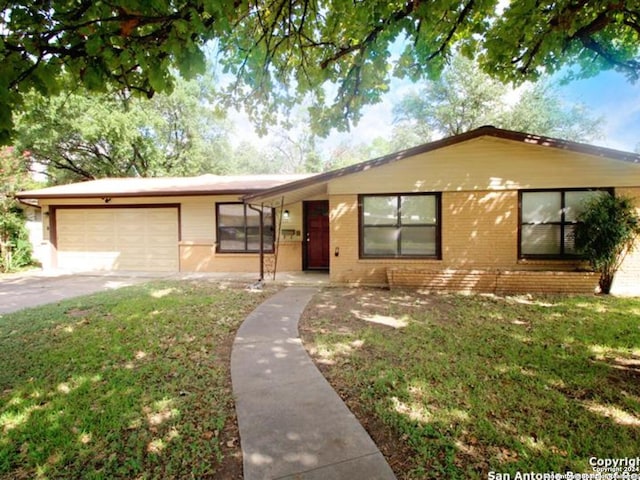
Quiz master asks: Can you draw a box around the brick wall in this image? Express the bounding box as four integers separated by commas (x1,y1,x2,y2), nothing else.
329,191,607,293
179,243,267,273
179,241,301,273
386,268,598,294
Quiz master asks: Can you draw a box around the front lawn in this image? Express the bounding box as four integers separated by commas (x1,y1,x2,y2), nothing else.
0,280,274,479
300,289,640,479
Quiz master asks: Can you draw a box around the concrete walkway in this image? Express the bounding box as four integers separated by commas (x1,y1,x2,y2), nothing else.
231,287,396,480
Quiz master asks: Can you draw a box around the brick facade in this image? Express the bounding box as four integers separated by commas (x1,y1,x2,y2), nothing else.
328,191,633,294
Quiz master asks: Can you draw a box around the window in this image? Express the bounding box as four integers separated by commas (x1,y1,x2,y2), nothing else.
519,189,609,258
216,203,274,253
360,194,440,258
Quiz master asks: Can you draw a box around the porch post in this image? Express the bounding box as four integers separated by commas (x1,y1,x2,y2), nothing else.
247,204,264,281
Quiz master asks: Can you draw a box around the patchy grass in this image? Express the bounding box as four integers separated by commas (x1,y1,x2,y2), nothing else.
300,289,640,479
0,280,275,480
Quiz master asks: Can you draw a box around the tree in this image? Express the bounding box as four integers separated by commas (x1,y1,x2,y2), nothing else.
229,132,322,175
2,1,639,141
324,137,395,170
228,105,324,174
267,130,323,174
217,1,640,136
230,140,271,174
504,83,602,142
0,147,34,272
574,194,640,294
14,74,232,183
392,55,602,146
393,54,505,138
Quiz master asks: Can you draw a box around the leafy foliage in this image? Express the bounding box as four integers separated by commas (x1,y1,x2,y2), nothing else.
393,55,506,138
324,137,395,171
503,83,602,142
228,104,325,174
574,194,640,294
224,0,639,135
0,1,230,143
232,132,322,175
392,55,603,143
2,1,639,140
14,74,232,182
0,147,34,272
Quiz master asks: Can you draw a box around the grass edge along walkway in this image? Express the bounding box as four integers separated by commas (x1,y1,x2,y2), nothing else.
231,286,396,480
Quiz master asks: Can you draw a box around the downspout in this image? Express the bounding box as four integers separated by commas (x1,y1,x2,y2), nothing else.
247,203,264,281
272,196,285,281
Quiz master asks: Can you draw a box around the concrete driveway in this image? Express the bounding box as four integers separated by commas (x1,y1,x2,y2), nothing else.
0,270,168,315
0,270,331,315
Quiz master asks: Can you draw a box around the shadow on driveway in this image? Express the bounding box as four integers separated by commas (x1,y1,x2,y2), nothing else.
0,270,169,314
0,269,331,315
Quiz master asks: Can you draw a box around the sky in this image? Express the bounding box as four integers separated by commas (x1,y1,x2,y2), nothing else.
328,69,640,153
556,71,640,151
228,68,640,156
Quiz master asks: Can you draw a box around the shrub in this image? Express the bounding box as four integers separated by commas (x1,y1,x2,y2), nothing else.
574,194,640,294
0,146,35,273
0,204,33,272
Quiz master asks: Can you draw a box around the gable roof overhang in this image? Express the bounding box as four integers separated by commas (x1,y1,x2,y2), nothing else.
244,126,640,206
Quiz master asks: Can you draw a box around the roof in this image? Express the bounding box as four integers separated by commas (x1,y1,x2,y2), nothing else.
16,126,640,203
244,126,640,205
16,174,315,200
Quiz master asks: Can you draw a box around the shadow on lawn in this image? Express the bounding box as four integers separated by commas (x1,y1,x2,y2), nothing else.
0,282,266,479
301,289,640,479
0,344,225,479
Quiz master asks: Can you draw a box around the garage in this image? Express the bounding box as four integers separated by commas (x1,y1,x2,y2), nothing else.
54,207,179,272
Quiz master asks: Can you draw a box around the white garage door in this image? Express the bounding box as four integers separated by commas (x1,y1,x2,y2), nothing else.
56,207,179,272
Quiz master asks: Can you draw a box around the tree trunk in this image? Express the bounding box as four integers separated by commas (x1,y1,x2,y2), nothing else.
599,270,614,294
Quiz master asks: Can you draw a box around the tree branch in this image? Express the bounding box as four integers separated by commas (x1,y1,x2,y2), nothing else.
319,0,417,70
426,0,475,62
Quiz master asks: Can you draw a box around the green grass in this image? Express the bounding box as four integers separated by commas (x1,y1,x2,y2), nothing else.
0,280,274,479
301,289,640,479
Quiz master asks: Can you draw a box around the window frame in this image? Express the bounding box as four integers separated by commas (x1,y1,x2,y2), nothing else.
518,188,613,260
215,202,275,254
358,193,442,259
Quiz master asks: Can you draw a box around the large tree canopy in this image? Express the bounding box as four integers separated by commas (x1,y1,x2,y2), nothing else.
15,74,232,183
392,54,603,144
2,1,639,142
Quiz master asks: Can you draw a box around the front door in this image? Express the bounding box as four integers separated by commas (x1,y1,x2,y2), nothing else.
304,200,330,270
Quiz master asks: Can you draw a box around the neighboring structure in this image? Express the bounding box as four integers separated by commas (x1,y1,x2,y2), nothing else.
17,127,640,295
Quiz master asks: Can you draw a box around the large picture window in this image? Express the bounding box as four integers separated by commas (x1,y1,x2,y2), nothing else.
360,194,440,258
519,189,610,258
216,203,274,253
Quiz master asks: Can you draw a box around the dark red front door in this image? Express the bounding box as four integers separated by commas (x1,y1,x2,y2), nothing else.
304,201,330,270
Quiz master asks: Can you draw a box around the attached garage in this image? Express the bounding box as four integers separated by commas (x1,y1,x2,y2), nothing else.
17,175,309,275
53,206,179,272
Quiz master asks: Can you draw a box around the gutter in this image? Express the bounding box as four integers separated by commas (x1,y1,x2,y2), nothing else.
14,188,271,201
16,197,41,209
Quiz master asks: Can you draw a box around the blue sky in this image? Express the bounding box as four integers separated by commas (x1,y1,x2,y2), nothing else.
556,71,640,151
229,68,640,155
317,69,640,154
